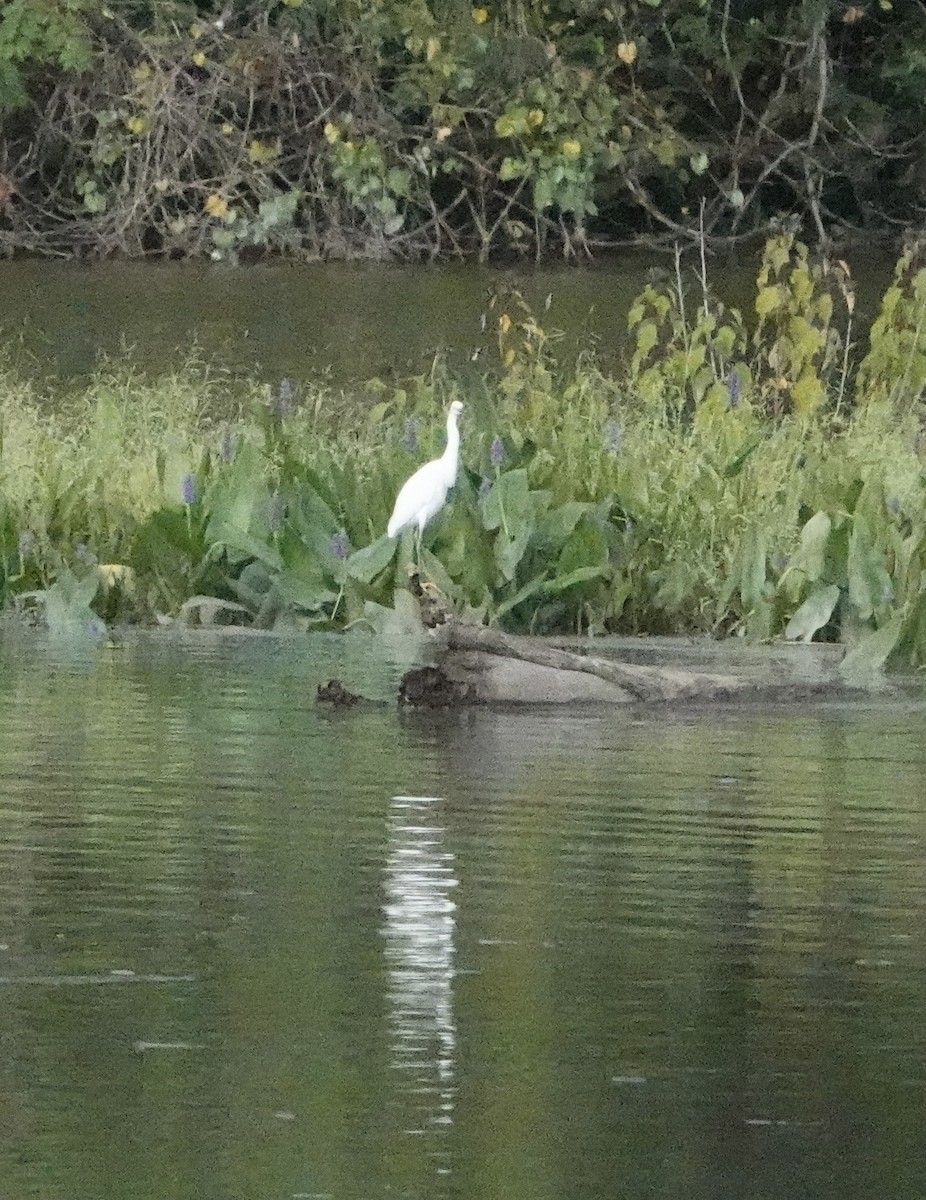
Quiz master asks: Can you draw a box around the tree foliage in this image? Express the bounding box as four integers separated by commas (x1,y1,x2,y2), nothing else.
0,0,924,258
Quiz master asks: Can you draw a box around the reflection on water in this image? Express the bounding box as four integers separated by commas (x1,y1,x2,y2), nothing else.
0,630,925,1199
0,258,649,382
0,253,895,384
383,796,457,1172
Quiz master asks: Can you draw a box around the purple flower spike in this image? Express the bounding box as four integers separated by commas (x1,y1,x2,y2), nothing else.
727,371,741,409
330,530,351,561
180,473,198,506
490,435,505,467
402,417,419,454
604,419,622,454
274,378,294,419
220,427,235,463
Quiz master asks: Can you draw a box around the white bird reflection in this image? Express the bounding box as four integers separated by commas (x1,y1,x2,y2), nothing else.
382,795,458,1158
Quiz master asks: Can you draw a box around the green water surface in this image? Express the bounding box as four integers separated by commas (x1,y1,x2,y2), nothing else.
1,630,925,1200
0,251,893,384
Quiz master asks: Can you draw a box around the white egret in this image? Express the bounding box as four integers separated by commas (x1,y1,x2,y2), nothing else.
387,400,464,559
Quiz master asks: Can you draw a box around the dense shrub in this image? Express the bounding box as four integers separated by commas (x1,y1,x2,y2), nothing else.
1,1,923,259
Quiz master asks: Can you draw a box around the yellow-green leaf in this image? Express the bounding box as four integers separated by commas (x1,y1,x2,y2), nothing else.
248,139,280,165
755,286,782,317
689,151,709,176
636,320,658,356
791,369,825,414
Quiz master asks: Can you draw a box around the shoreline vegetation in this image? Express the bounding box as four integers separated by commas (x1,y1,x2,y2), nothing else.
2,232,926,673
0,1,922,261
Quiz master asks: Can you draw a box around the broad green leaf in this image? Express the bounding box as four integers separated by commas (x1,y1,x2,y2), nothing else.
791,370,825,415
714,324,740,356
500,156,527,181
635,320,658,356
290,487,340,550
490,575,546,623
205,442,268,547
222,528,283,570
418,547,456,598
234,560,275,608
131,508,210,583
627,302,644,328
738,525,767,611
482,469,532,533
495,523,533,582
544,565,607,593
276,571,338,612
784,583,840,642
556,520,608,578
839,615,904,680
794,511,832,581
533,174,554,212
539,501,589,542
277,532,331,593
347,535,396,584
723,439,761,478
848,516,892,620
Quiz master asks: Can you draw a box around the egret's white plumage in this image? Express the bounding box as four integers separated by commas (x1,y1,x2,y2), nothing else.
387,400,463,544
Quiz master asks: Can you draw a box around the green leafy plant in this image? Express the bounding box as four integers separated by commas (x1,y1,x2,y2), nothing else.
3,236,926,668
2,1,924,259
326,124,412,237
750,234,846,416
854,242,926,413
0,0,92,112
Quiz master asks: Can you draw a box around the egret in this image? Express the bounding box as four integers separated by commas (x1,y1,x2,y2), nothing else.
387,400,464,559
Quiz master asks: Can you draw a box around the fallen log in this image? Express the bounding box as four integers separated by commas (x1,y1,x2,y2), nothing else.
441,621,750,703
392,616,756,706
394,573,846,707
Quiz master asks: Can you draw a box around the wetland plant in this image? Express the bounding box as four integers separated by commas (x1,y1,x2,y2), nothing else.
1,235,926,669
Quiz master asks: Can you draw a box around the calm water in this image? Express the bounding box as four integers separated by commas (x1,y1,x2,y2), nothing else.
1,630,925,1200
0,252,894,383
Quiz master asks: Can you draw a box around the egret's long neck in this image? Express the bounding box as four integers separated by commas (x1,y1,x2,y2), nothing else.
442,410,461,478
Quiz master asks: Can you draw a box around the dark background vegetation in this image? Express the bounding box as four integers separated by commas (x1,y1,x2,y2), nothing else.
1,0,924,259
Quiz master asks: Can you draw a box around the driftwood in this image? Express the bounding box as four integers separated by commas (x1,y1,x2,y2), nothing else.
391,570,753,704
440,622,750,704
333,574,847,709
394,571,755,705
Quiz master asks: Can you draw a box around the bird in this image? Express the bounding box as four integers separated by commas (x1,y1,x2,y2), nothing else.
387,400,464,560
